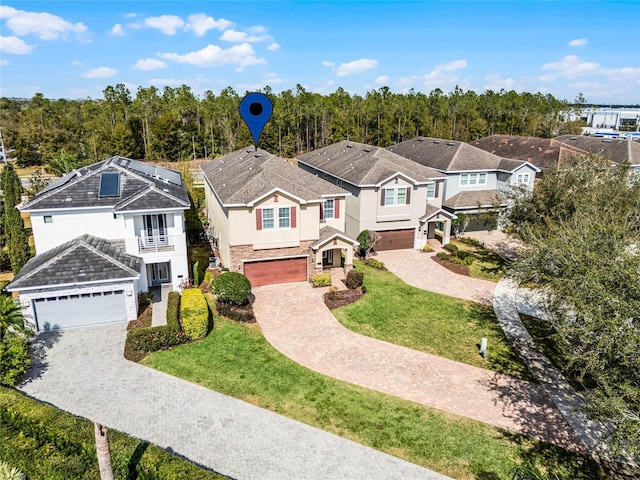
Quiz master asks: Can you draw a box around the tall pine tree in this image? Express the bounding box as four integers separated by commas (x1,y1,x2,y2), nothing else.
1,164,31,273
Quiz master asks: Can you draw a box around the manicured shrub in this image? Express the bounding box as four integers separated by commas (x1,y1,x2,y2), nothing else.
443,242,458,253
124,326,189,362
215,301,255,323
346,270,364,289
203,271,213,285
192,261,200,287
311,274,332,287
421,244,432,252
364,258,385,270
180,288,208,340
436,252,450,261
459,236,484,248
212,272,252,306
0,337,30,387
166,291,181,330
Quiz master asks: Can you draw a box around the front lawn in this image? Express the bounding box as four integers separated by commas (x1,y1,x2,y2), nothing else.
334,262,533,380
449,239,511,281
142,305,604,480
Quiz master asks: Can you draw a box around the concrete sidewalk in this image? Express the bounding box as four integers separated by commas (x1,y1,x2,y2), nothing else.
19,323,449,480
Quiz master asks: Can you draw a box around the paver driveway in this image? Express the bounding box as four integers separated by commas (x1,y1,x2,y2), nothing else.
252,282,581,449
19,323,449,480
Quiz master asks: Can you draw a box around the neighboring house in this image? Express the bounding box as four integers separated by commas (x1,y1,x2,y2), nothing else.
296,140,453,249
201,146,356,287
387,137,540,231
7,156,190,332
552,135,640,171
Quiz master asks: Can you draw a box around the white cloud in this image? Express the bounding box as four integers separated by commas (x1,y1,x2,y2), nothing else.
569,38,587,47
541,55,600,78
321,61,334,67
266,43,280,51
147,75,211,88
423,59,467,90
263,72,286,85
82,67,118,78
484,74,517,91
0,5,88,41
145,15,185,35
159,43,266,69
133,58,168,70
220,28,271,43
0,35,34,54
0,59,9,66
71,60,82,66
186,13,233,36
323,58,378,76
111,23,124,36
437,59,467,72
375,75,389,85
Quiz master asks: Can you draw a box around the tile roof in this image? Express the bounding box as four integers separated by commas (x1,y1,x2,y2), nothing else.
296,140,446,186
420,205,457,222
201,146,349,205
7,234,141,290
22,156,190,212
388,137,528,172
310,225,358,249
470,135,561,170
443,190,507,210
552,136,640,165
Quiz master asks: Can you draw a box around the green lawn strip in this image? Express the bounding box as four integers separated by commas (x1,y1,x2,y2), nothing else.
189,243,213,284
142,313,604,480
450,240,511,281
0,386,226,480
334,262,533,380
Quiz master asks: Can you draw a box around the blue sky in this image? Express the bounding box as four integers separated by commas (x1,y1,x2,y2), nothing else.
1,1,639,104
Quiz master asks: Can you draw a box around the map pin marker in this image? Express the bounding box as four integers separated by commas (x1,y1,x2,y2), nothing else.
239,92,273,150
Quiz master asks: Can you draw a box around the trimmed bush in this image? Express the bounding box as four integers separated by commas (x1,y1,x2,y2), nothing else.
364,258,385,270
421,244,432,252
0,337,30,387
192,261,200,287
311,274,332,287
212,272,252,306
443,242,458,253
125,326,189,362
180,288,208,340
436,251,450,261
166,291,181,330
346,270,364,289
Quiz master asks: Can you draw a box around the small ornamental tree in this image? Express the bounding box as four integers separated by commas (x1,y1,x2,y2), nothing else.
212,272,252,306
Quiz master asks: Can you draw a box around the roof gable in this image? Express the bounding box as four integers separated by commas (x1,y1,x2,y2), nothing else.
7,234,141,290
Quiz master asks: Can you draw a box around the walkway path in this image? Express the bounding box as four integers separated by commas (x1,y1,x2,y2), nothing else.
493,279,607,453
374,250,496,305
20,323,449,480
253,282,581,449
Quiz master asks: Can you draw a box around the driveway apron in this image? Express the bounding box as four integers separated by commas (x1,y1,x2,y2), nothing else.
19,323,449,480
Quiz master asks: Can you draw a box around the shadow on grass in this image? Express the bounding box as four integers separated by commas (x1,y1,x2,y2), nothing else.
127,440,149,480
20,329,63,386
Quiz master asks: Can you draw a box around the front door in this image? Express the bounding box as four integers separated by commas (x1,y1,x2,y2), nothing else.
149,262,171,286
322,249,333,267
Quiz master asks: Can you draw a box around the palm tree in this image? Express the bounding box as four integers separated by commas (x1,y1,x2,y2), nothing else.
94,423,115,480
0,294,30,342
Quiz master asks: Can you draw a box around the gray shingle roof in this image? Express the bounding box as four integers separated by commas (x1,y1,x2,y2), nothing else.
7,234,141,290
201,146,349,205
22,156,189,212
443,190,507,209
296,140,446,186
552,135,640,165
310,225,358,249
420,205,457,222
471,135,561,170
387,137,530,172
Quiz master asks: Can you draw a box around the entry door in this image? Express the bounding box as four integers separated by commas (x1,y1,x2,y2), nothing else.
322,250,333,266
144,215,167,239
149,262,170,285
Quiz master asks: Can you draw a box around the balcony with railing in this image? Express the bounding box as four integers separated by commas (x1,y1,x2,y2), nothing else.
138,233,175,253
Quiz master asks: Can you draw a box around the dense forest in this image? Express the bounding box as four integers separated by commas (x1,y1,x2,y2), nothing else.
0,84,585,166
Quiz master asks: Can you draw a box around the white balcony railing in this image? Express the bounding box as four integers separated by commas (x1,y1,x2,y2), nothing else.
138,234,174,253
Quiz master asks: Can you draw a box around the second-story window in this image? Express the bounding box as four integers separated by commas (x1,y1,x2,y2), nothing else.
383,187,409,206
262,208,274,229
426,183,435,199
278,207,290,228
323,199,334,219
460,173,487,186
516,173,530,184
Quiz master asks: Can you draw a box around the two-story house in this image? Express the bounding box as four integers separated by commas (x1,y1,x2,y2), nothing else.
387,137,540,231
201,146,356,287
296,140,453,250
7,156,190,332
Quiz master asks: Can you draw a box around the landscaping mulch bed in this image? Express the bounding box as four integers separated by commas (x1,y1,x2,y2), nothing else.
431,255,471,277
216,300,256,323
128,304,152,330
323,287,364,310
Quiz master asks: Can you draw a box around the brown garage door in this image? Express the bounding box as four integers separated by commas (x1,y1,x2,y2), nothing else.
375,229,415,251
244,257,308,287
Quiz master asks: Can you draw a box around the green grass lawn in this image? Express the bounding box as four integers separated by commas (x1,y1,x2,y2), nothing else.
450,239,511,281
188,243,213,284
0,386,225,480
334,262,533,380
142,296,604,480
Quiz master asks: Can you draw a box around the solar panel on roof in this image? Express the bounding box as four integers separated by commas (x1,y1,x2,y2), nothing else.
99,172,120,197
127,159,182,186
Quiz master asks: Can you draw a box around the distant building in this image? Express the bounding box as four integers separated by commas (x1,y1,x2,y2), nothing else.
569,107,640,132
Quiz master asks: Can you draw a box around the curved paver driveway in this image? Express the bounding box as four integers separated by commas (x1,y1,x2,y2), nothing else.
252,282,580,449
19,323,449,480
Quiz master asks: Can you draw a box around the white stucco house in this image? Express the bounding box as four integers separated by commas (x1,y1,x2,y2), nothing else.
7,156,190,332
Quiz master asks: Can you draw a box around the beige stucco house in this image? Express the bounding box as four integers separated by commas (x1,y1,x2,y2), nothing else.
201,146,357,286
296,141,454,250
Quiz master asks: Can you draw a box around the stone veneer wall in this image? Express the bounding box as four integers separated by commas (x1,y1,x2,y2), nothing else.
229,240,316,281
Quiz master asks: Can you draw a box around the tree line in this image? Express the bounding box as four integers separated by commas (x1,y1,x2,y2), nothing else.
1,84,585,167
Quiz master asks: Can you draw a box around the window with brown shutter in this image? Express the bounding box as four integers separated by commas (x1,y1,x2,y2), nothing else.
335,198,340,218
291,206,297,228
256,209,262,230
406,187,411,205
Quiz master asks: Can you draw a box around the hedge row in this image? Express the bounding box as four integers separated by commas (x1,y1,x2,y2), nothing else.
311,274,331,287
181,288,208,340
0,386,225,479
124,325,189,362
166,291,181,330
0,337,30,387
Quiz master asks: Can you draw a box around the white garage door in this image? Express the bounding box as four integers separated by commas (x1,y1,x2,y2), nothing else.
33,290,127,331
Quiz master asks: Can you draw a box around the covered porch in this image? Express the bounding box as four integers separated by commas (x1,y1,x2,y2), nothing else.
418,206,457,247
311,226,359,277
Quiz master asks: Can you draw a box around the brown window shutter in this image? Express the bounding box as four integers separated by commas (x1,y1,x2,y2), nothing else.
381,189,385,206
256,209,262,230
406,187,411,205
320,202,324,219
291,206,297,228
335,198,340,218
435,182,440,198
